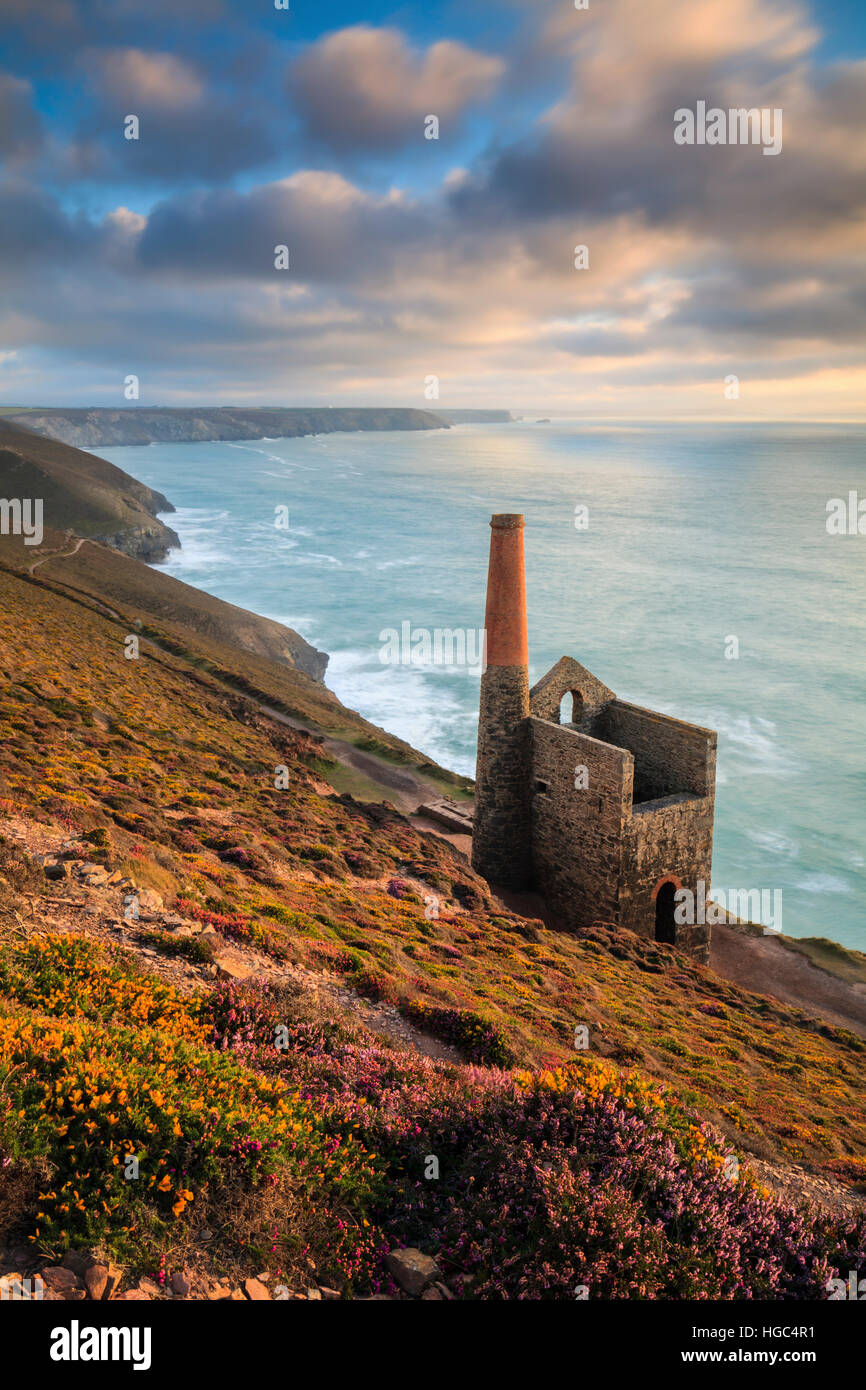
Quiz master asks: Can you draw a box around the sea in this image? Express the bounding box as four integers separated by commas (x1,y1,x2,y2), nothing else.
100,420,866,951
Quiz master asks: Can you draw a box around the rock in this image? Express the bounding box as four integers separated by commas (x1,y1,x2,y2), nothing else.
243,1277,270,1301
137,1277,162,1297
306,1288,322,1300
215,952,254,981
0,1274,29,1300
230,1288,246,1301
40,1266,83,1296
208,1287,231,1300
138,888,164,912
433,1281,453,1300
319,1286,342,1300
61,1249,95,1277
421,1286,444,1300
115,1289,150,1301
385,1248,442,1297
104,1265,123,1300
84,1264,110,1301
170,1271,191,1297
43,861,70,881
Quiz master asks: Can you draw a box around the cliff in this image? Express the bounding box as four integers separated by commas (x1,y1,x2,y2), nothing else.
0,419,331,683
0,418,179,562
0,406,449,449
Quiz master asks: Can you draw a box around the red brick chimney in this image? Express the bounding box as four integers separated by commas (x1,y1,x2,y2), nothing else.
471,514,532,888
483,514,529,668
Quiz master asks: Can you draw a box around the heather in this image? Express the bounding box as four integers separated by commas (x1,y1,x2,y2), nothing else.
206,976,866,1299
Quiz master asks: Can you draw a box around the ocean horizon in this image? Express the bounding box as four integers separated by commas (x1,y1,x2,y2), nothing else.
102,419,866,952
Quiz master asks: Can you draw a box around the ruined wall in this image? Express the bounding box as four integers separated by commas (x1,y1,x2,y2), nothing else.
528,717,630,929
619,794,714,963
530,657,615,727
472,666,533,888
596,700,716,803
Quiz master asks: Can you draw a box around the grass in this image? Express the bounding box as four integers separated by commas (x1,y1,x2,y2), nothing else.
0,553,863,1296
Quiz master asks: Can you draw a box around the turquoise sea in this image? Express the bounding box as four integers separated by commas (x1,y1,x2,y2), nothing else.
102,421,866,950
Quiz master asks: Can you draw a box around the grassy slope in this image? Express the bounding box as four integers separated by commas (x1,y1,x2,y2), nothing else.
0,419,178,557
0,560,862,1178
0,529,471,786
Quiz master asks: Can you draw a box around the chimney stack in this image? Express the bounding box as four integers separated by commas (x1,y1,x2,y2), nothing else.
471,514,532,888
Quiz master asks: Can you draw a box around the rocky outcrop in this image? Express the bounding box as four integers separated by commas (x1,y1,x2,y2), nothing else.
94,523,181,563
0,418,179,562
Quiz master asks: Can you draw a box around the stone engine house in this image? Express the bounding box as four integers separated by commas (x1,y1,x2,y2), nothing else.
471,514,717,963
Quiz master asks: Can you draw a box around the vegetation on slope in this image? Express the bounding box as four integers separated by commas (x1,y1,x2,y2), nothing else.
0,419,178,561
0,553,863,1296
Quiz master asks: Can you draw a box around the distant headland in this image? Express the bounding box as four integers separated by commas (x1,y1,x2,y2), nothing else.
0,405,514,450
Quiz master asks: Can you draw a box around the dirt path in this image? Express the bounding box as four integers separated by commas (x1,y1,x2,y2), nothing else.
17,547,464,821
710,924,866,1038
27,534,85,575
253,699,453,814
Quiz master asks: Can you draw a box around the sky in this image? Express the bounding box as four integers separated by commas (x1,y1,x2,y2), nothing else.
0,0,864,417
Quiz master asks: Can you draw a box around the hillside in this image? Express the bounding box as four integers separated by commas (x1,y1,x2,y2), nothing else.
0,530,863,1301
0,421,336,682
0,407,449,450
0,418,179,561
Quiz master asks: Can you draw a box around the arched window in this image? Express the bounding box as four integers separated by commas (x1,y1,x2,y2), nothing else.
559,690,584,725
655,881,678,945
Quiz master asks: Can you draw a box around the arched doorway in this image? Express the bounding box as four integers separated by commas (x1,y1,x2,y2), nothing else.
654,881,677,945
559,690,584,725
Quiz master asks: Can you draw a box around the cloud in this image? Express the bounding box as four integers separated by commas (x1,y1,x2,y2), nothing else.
137,172,430,281
0,73,43,165
86,48,206,111
289,25,505,153
0,0,863,417
57,45,278,183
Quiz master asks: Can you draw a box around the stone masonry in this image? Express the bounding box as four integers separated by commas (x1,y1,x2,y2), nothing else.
472,515,717,962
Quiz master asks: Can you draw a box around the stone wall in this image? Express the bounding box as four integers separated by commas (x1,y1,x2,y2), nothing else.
530,657,615,726
620,793,715,963
529,717,630,928
474,645,717,963
472,664,532,888
596,700,716,803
